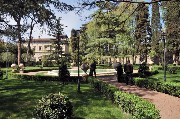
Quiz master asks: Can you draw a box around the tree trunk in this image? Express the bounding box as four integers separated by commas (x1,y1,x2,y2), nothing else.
27,20,35,62
17,19,22,65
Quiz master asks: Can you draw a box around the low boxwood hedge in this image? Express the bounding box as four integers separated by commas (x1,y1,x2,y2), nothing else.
87,77,160,119
133,78,180,97
13,74,81,82
152,65,180,71
23,67,59,73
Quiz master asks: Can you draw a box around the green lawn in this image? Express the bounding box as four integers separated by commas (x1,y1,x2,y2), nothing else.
0,78,130,119
148,70,180,83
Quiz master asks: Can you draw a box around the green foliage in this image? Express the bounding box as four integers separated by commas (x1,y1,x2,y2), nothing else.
1,52,15,63
168,65,178,74
69,29,80,66
0,69,3,79
84,3,135,61
151,1,161,63
134,3,151,63
23,67,59,73
13,74,79,82
162,1,180,59
58,63,70,82
138,62,150,78
133,78,180,97
87,77,160,119
152,65,180,71
88,77,118,101
114,91,160,119
34,92,73,119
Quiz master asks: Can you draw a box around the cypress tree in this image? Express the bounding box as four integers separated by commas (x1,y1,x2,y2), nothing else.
135,3,151,63
151,0,162,64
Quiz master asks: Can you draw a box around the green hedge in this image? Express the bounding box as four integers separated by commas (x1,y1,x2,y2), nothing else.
13,74,81,82
87,77,160,119
24,67,59,73
152,65,180,71
133,78,180,97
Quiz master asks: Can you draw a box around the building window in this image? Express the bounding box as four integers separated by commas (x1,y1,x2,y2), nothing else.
39,46,42,51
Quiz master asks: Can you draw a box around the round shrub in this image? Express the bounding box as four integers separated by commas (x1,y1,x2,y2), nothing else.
34,93,73,119
138,62,150,77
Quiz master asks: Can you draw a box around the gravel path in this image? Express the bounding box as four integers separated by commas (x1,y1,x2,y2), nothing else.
98,76,180,119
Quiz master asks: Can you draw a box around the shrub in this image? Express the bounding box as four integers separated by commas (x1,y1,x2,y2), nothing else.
13,74,79,82
0,69,3,79
34,93,73,119
133,78,180,97
114,91,160,119
87,77,160,119
59,64,70,83
138,62,150,78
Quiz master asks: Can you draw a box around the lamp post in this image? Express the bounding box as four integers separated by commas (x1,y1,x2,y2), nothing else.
5,40,9,79
77,30,81,93
162,32,166,81
145,34,151,63
5,49,9,79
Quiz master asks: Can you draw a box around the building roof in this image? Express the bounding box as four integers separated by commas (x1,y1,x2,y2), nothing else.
25,35,68,43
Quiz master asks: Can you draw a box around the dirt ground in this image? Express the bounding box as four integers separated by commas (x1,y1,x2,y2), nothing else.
98,76,180,119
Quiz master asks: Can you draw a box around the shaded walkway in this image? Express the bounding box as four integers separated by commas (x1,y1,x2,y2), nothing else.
98,76,180,119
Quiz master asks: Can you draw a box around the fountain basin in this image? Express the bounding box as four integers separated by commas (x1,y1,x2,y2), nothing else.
48,69,116,76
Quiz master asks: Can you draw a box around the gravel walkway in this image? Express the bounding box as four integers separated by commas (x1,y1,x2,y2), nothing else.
98,76,180,119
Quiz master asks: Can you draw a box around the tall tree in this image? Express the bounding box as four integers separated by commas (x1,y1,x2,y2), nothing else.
135,3,151,63
70,29,79,66
162,1,180,64
49,17,70,83
151,0,162,64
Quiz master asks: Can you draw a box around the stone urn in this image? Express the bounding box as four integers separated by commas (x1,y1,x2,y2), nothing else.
11,63,17,72
19,63,24,73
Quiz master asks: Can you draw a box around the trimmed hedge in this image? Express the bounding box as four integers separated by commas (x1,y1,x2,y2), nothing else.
24,67,59,73
13,74,81,82
114,92,159,119
152,65,180,71
0,70,3,79
87,77,160,119
133,78,180,97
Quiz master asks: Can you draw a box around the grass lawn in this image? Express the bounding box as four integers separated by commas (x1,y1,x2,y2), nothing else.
148,70,180,83
0,78,130,119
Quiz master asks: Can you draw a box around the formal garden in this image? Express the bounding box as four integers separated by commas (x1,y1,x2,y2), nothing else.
0,62,179,118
